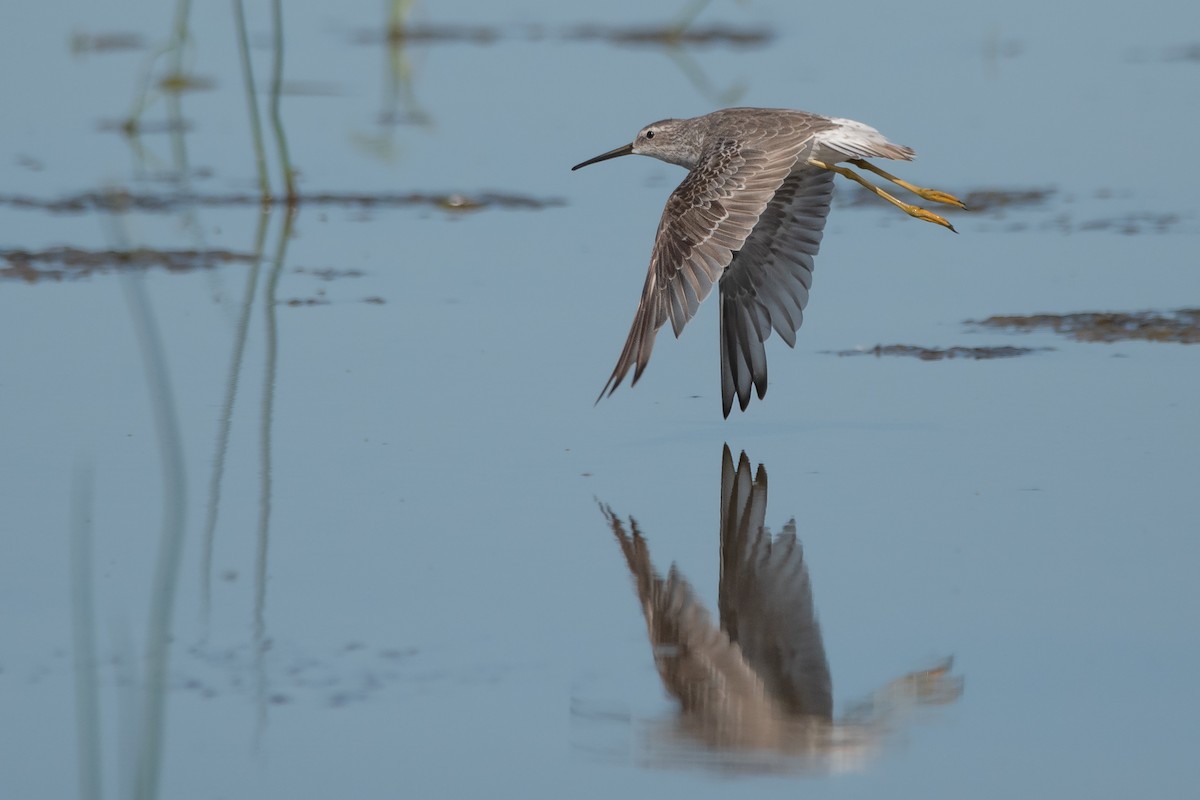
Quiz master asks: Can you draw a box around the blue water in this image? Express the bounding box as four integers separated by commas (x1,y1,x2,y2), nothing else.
2,1,1198,797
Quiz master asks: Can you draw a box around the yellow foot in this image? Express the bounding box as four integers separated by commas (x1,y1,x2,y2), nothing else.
906,204,958,233
810,159,959,233
909,186,967,209
848,158,967,209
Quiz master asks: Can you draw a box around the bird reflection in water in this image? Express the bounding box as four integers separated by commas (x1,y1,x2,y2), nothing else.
596,446,962,773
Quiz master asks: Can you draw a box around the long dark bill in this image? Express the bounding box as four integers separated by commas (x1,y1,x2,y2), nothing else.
571,143,634,171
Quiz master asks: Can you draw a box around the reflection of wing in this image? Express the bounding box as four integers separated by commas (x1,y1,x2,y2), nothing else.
599,503,771,717
842,657,964,724
718,446,832,720
594,448,964,773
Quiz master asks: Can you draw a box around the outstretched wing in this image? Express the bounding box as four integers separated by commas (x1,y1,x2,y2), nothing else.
718,166,834,416
597,137,808,403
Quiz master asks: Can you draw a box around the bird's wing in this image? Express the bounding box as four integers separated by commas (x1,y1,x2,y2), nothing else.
718,166,834,416
718,447,832,719
597,136,808,403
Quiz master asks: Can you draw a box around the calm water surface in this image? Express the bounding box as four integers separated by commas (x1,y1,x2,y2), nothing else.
2,1,1198,797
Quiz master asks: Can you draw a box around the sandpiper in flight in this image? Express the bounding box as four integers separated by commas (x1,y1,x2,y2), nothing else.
572,107,964,417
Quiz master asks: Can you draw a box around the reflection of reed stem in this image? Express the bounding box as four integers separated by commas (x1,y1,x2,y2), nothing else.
269,0,296,204
70,463,103,800
201,209,269,628
112,211,188,800
387,0,416,35
669,0,712,38
233,0,272,201
165,89,189,174
166,0,193,78
124,0,193,133
386,0,429,128
254,210,292,735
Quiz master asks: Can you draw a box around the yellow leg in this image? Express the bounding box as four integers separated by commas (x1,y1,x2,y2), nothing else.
810,159,958,233
848,158,967,209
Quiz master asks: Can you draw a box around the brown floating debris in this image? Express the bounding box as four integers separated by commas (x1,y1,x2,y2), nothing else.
838,185,1183,234
562,24,773,47
350,23,771,47
96,118,193,135
960,187,1054,212
348,23,501,45
1075,212,1181,235
157,73,217,93
438,194,483,211
70,31,146,54
1,246,257,283
833,344,1051,360
0,190,564,214
1164,43,1200,62
294,267,365,281
973,310,1200,344
277,80,343,97
839,186,1052,213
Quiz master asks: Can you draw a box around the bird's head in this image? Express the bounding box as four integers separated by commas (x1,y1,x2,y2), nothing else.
572,118,699,171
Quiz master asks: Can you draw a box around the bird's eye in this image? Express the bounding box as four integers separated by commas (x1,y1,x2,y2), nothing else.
645,130,655,139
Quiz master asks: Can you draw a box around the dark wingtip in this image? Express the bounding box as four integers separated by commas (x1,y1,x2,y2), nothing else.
595,381,614,406
596,370,625,406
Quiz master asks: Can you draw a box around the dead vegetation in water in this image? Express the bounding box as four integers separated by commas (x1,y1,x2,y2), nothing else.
832,344,1051,360
293,267,366,281
2,248,392,304
351,23,501,45
0,190,564,214
840,311,1200,358
562,24,772,47
839,184,1185,233
837,185,1054,222
972,310,1200,344
1,246,257,282
1163,43,1200,62
70,31,146,54
1127,43,1200,63
1070,212,1182,235
837,186,1054,214
959,188,1055,212
95,117,193,135
350,22,772,48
